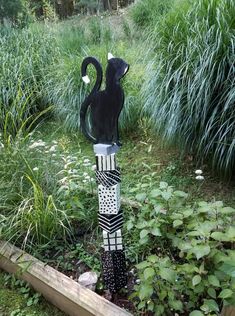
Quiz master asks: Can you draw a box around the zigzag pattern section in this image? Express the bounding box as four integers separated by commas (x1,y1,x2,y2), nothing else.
98,211,123,234
96,169,121,188
96,154,116,171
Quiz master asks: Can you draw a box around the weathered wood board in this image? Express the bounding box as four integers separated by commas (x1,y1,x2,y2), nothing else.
0,240,132,316
222,307,235,316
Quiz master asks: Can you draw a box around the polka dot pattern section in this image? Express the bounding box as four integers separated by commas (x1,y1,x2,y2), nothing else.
98,183,120,214
96,169,121,188
101,250,127,292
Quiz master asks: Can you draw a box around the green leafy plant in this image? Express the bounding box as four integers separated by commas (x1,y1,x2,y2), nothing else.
126,181,235,314
3,273,41,307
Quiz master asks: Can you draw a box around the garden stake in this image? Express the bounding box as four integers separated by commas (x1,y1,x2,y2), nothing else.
80,53,129,292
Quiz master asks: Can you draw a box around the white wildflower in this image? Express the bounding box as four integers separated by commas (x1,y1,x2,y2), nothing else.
33,167,39,171
82,180,87,183
83,162,91,166
196,175,204,180
91,165,96,171
83,172,88,177
49,145,57,152
29,140,46,149
195,169,203,175
83,158,90,163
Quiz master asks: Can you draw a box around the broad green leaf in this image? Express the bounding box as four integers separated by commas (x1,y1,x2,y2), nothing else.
139,236,149,245
182,209,194,218
150,189,162,197
189,311,204,316
148,255,158,263
136,261,150,270
219,261,235,278
173,220,183,227
192,275,201,286
126,221,134,230
201,299,219,312
136,193,147,202
188,231,201,237
140,229,149,239
198,205,211,213
137,301,145,310
218,289,233,299
211,232,229,242
161,191,171,201
221,207,235,214
170,300,183,310
144,267,155,280
151,227,162,236
207,288,216,299
174,190,188,198
159,182,168,189
159,268,176,283
208,275,220,287
192,245,210,259
139,284,153,300
227,226,235,239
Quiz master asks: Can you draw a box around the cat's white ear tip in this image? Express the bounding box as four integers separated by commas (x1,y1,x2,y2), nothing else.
108,52,114,60
82,75,90,84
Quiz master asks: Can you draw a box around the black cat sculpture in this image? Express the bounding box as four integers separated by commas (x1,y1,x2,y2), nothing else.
80,53,129,145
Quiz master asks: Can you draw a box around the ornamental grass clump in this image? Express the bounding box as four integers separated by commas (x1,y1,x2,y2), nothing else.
0,25,56,140
143,0,235,178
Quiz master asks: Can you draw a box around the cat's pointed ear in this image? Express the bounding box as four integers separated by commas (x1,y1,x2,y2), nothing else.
108,52,114,60
82,75,90,84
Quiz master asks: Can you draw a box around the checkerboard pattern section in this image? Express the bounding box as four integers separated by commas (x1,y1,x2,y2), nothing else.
102,230,123,251
95,149,127,293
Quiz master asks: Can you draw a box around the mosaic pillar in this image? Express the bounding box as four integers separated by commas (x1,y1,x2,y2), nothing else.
94,144,127,292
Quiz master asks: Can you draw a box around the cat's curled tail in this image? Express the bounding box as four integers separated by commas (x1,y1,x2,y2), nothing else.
80,57,103,143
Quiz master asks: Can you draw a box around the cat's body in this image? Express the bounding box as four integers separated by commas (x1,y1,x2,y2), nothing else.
80,54,129,145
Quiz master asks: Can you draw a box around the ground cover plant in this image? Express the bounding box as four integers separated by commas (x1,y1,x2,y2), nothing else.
0,270,65,316
0,1,235,315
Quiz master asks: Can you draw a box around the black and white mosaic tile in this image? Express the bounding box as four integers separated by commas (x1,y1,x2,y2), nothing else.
96,169,121,188
98,211,123,233
98,183,120,214
102,229,123,251
101,250,127,292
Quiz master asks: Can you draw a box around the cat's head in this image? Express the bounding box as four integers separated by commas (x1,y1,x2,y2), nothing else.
107,52,129,81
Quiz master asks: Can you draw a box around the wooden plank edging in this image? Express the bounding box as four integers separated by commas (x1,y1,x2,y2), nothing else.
0,240,132,316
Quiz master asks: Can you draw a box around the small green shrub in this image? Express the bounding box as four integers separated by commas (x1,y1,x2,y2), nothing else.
126,181,235,314
131,0,171,28
143,0,235,178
